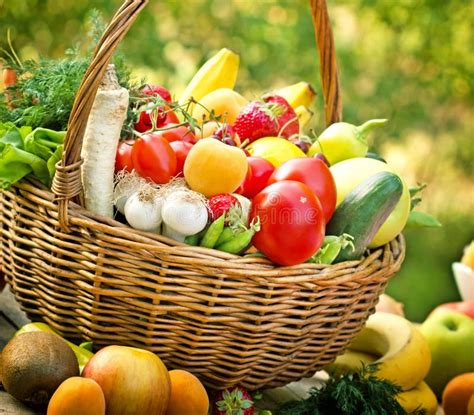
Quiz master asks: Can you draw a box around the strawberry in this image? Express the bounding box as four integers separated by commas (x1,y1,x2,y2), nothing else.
233,94,299,143
264,94,299,138
212,386,254,415
208,194,240,222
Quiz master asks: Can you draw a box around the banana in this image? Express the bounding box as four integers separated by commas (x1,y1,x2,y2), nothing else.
327,312,432,391
178,48,240,112
326,349,377,377
295,105,314,131
275,81,316,109
397,381,438,415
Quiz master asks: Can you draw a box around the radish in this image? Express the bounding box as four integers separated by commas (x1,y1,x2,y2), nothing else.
124,187,163,232
81,64,129,218
161,189,208,236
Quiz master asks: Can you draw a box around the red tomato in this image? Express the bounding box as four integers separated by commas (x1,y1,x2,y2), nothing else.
115,140,135,172
250,180,325,266
268,157,337,223
131,134,177,184
237,157,275,198
169,141,193,177
159,124,197,144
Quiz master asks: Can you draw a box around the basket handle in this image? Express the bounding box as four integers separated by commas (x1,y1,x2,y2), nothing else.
52,0,341,229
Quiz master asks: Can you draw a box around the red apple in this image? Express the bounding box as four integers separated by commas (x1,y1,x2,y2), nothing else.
429,301,474,320
82,345,170,415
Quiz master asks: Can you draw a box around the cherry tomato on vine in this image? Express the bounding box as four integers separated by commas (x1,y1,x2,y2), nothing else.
236,156,275,198
131,134,177,184
250,180,325,266
115,139,135,172
169,141,193,177
158,124,197,144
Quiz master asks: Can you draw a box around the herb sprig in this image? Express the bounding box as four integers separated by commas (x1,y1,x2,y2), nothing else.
276,365,425,415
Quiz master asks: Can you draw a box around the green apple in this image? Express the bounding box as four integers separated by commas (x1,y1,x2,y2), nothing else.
420,308,474,397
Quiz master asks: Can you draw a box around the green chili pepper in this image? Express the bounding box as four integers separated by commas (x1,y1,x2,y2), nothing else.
216,226,243,246
307,234,354,264
216,218,260,254
200,214,226,248
184,226,209,246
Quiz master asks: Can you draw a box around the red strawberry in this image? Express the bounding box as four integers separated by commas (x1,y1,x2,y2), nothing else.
208,194,240,222
141,84,172,103
264,94,299,138
212,386,254,415
233,94,299,143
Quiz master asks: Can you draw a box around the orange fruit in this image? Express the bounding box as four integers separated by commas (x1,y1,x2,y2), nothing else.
442,373,474,415
166,370,209,415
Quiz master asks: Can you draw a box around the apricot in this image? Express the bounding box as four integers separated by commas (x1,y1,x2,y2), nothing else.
442,372,474,415
184,138,248,197
467,394,474,415
47,377,105,415
192,88,247,125
166,370,209,415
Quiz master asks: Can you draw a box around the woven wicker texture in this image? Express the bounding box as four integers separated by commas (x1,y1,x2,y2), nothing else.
0,0,405,390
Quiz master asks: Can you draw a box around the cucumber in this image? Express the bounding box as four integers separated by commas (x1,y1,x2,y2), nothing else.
326,171,403,262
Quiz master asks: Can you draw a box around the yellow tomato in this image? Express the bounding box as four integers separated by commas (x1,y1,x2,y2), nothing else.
246,137,306,167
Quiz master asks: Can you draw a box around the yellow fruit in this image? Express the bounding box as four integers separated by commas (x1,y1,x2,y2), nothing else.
461,241,474,270
246,137,306,167
295,105,314,132
325,350,377,377
199,121,220,139
275,81,316,109
397,382,438,415
442,373,474,415
333,312,432,391
184,138,248,197
192,88,248,126
166,370,209,415
330,158,410,247
179,48,239,113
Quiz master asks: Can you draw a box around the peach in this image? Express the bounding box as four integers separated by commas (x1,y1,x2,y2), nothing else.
166,370,209,415
184,138,248,197
192,88,247,125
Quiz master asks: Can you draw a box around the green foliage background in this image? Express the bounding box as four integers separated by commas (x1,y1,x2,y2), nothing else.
1,0,472,321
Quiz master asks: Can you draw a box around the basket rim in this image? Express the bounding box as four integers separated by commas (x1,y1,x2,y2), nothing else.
13,178,406,276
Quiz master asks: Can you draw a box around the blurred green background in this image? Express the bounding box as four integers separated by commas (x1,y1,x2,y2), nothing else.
0,0,472,321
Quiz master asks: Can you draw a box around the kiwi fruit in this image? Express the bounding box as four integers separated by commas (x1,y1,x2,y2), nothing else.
0,331,79,408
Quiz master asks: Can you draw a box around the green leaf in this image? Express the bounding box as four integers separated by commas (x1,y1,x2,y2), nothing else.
0,122,26,149
79,341,93,352
47,145,63,179
0,144,49,188
406,211,442,229
23,127,66,161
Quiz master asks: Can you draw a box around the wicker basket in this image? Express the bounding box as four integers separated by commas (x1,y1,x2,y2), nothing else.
0,0,405,390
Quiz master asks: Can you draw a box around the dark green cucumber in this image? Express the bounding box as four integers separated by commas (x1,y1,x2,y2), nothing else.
327,171,403,262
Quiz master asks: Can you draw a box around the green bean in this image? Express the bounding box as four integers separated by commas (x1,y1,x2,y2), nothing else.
200,214,225,248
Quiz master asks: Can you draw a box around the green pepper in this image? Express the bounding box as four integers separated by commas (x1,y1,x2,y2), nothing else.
15,322,94,373
308,119,388,165
200,214,225,248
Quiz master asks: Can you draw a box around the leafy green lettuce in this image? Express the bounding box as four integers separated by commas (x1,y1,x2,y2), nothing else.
0,122,65,189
